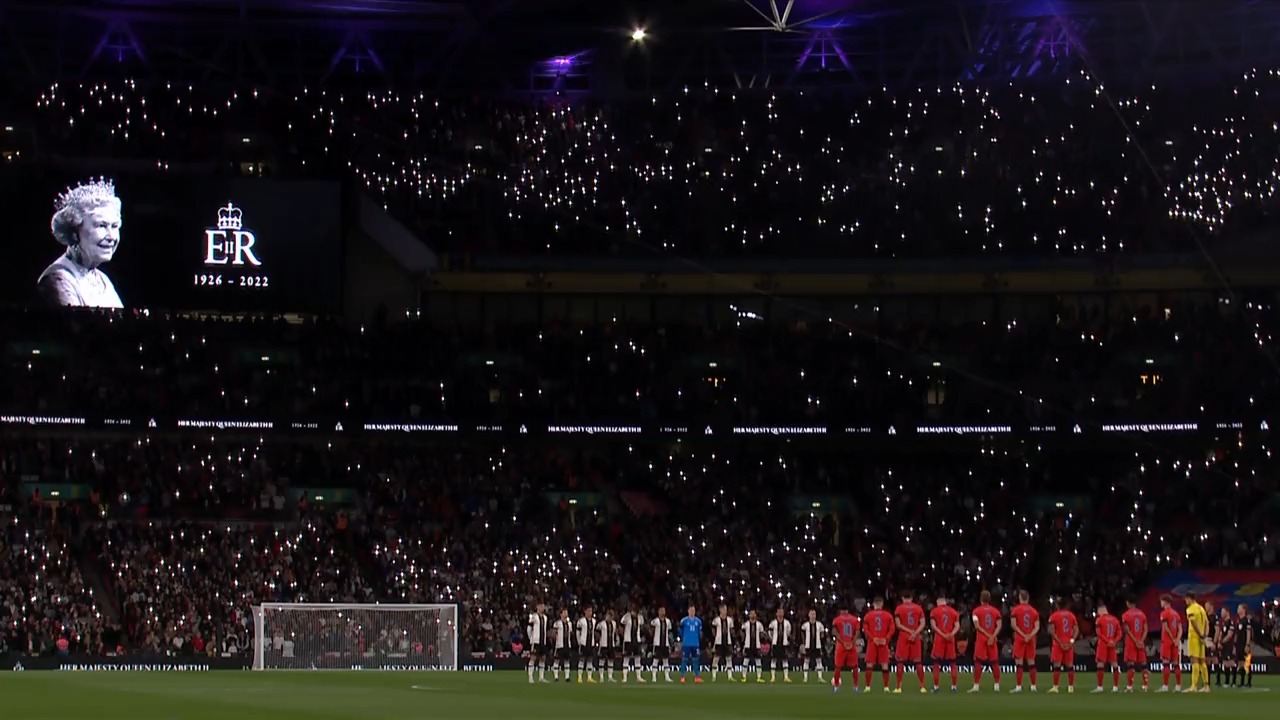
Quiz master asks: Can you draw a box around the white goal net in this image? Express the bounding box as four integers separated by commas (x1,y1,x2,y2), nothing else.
252,603,459,671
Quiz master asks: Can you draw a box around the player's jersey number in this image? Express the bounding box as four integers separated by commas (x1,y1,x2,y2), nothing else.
874,617,884,632
1022,615,1032,629
983,615,994,629
841,624,854,638
906,611,916,627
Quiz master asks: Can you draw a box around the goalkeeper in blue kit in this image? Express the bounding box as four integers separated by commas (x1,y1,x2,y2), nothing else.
680,605,704,684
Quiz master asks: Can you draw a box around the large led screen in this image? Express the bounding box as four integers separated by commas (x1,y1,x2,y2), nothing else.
0,172,342,314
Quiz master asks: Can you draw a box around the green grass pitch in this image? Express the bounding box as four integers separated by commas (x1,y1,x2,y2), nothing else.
1,671,1274,719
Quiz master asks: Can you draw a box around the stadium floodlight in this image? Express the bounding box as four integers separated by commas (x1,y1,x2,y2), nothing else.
630,27,649,42
252,603,459,671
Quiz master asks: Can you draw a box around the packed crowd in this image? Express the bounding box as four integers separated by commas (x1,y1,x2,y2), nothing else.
0,422,1275,659
0,296,1276,427
0,297,1275,656
1051,433,1279,623
5,68,1280,662
15,70,1280,258
0,515,109,656
90,514,372,655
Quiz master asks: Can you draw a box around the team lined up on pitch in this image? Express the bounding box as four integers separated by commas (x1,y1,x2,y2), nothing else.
523,590,1251,693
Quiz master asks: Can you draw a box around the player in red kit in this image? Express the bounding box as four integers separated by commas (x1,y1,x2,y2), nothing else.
862,597,895,693
1047,598,1079,693
893,590,927,693
1009,589,1039,693
970,590,1003,693
1157,594,1183,692
929,595,960,693
831,605,860,694
1121,596,1150,692
1093,602,1123,693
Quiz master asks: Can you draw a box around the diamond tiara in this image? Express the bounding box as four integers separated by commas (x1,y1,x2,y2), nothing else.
55,177,117,211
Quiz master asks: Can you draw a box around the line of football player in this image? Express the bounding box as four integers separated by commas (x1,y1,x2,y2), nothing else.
521,590,1257,693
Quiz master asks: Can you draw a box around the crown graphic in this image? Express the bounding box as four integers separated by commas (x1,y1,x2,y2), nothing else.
216,203,243,231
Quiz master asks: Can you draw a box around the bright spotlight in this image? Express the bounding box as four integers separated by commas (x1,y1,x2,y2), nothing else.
630,27,648,42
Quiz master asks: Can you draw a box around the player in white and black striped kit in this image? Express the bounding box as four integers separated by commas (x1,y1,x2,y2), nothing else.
711,604,738,682
769,607,794,683
800,608,827,683
650,606,675,683
596,609,621,682
575,606,597,683
551,608,575,682
526,602,550,684
620,604,646,683
742,609,767,683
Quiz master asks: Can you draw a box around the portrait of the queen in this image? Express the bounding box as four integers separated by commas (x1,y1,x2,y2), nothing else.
37,177,124,308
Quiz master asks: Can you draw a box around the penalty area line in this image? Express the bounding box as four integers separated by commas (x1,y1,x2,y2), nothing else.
409,685,439,691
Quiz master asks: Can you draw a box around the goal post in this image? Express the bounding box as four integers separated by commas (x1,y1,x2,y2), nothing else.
252,602,460,671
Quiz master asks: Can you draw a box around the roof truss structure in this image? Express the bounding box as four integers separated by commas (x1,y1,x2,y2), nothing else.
0,0,1276,93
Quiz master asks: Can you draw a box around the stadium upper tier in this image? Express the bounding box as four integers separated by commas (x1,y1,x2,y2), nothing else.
12,70,1280,259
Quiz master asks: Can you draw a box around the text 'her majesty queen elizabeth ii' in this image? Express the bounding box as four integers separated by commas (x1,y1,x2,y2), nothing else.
37,177,124,309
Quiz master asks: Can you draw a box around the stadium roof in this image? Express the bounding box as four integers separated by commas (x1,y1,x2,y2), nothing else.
0,0,1278,92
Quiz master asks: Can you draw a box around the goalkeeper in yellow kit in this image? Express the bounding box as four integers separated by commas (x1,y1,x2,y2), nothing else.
1184,593,1209,692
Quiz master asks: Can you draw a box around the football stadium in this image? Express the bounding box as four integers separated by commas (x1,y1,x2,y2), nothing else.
0,1,1279,718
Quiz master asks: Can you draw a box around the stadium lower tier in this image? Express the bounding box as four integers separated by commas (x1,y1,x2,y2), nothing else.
1,427,1276,661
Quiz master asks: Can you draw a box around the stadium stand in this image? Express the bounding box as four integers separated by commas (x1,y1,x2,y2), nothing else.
0,302,1277,657
0,426,1275,657
13,72,1280,259
1,298,1276,426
